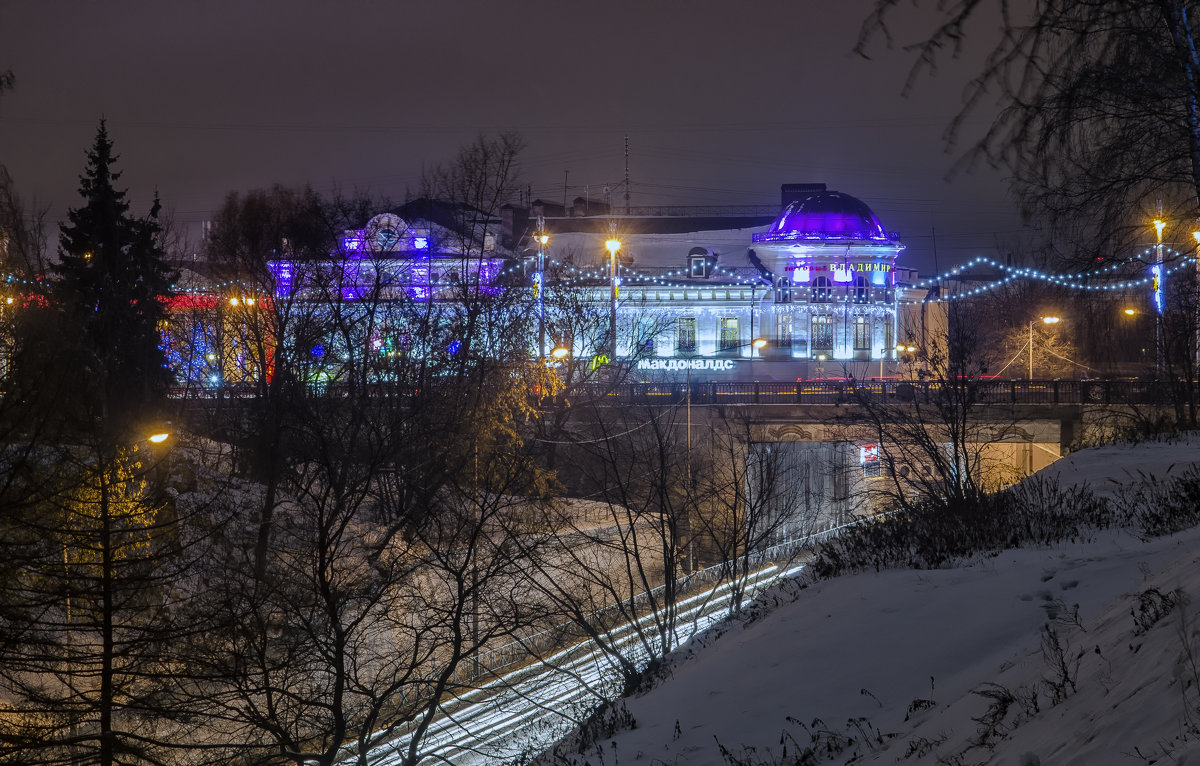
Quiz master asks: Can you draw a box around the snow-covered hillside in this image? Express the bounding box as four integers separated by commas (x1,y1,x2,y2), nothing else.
549,437,1200,765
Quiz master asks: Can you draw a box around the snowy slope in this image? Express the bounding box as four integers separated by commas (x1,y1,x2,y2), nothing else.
554,436,1200,765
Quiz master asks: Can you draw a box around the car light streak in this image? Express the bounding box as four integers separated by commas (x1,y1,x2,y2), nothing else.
364,562,793,764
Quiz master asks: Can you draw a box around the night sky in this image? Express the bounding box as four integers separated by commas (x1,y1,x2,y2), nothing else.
0,0,1026,272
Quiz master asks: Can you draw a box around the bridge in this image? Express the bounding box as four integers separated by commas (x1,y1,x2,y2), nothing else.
179,377,1182,408
593,378,1181,407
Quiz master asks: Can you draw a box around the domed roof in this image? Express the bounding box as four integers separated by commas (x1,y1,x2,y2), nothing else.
768,191,889,241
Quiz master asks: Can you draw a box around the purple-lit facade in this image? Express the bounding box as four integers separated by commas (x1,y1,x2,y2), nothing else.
752,190,903,366
267,213,506,305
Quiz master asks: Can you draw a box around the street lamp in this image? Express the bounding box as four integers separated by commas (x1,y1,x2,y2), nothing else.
752,336,768,355
551,345,570,360
895,344,918,379
605,238,621,359
1193,230,1200,374
1029,316,1060,379
1154,219,1166,373
537,228,549,360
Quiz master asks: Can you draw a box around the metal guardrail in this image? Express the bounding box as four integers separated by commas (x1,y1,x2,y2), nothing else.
454,514,879,685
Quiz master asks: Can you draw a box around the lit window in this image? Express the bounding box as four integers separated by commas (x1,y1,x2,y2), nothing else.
719,317,740,351
811,276,832,303
811,314,833,350
776,276,792,304
853,316,871,350
853,275,870,304
777,315,793,349
677,317,697,352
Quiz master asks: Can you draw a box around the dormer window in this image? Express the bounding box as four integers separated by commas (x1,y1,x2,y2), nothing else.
687,246,714,278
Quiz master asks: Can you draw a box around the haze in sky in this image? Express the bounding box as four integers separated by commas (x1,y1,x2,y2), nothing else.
0,0,1027,272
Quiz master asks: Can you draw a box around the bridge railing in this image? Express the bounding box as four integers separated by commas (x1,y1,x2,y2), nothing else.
587,378,1194,406
172,378,1197,407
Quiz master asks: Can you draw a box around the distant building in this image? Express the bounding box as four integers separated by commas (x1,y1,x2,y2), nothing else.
521,184,909,380
167,184,935,388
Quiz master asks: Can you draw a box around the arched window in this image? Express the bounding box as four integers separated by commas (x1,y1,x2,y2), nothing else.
810,314,833,350
853,315,871,349
776,276,792,304
811,276,832,303
853,275,870,304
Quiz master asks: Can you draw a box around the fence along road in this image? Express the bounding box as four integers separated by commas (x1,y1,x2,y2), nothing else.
361,522,864,764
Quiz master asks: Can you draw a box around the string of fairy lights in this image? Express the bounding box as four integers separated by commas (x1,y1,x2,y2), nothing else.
2,246,1192,308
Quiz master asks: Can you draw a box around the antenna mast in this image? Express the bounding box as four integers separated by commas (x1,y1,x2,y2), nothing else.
624,135,630,215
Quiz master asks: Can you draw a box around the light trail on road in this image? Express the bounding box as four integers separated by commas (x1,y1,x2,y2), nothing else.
363,562,800,765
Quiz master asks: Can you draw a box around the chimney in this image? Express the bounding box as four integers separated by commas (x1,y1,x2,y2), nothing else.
780,183,828,208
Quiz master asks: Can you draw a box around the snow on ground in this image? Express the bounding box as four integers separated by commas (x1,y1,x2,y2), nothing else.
557,436,1200,765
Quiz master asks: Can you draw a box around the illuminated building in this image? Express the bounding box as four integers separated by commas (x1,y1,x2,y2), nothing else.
165,185,912,387
534,184,905,380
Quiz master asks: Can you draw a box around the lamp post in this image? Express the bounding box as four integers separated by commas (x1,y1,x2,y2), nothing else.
1029,316,1060,379
605,238,621,360
536,229,549,361
1155,219,1166,374
896,344,917,380
1193,230,1200,376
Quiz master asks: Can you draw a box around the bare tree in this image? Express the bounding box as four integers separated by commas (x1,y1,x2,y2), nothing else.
0,437,218,766
180,135,562,766
860,2,1200,423
0,167,49,274
850,303,1030,512
860,2,1200,248
689,412,822,614
520,397,701,698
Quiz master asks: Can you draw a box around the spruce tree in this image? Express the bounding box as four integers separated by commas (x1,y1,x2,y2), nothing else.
48,121,176,439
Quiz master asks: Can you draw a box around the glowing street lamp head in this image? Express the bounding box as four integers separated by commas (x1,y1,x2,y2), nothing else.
538,233,549,246
752,337,768,350
1193,231,1200,245
551,346,570,360
1042,316,1061,325
147,432,170,444
1124,308,1137,316
1155,219,1166,240
605,238,621,256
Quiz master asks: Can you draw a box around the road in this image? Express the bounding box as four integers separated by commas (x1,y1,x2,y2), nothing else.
363,561,805,765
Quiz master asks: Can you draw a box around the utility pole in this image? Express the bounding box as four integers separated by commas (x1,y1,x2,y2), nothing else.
1155,213,1165,375
624,135,630,215
606,231,620,361
1193,229,1200,378
536,215,547,361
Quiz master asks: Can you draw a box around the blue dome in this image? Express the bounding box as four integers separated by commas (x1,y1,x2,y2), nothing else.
770,191,889,241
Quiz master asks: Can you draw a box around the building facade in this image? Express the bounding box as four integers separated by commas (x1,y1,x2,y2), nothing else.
537,185,906,381
165,185,917,388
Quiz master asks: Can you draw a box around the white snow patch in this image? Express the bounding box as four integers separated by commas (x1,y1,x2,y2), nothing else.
550,435,1200,764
